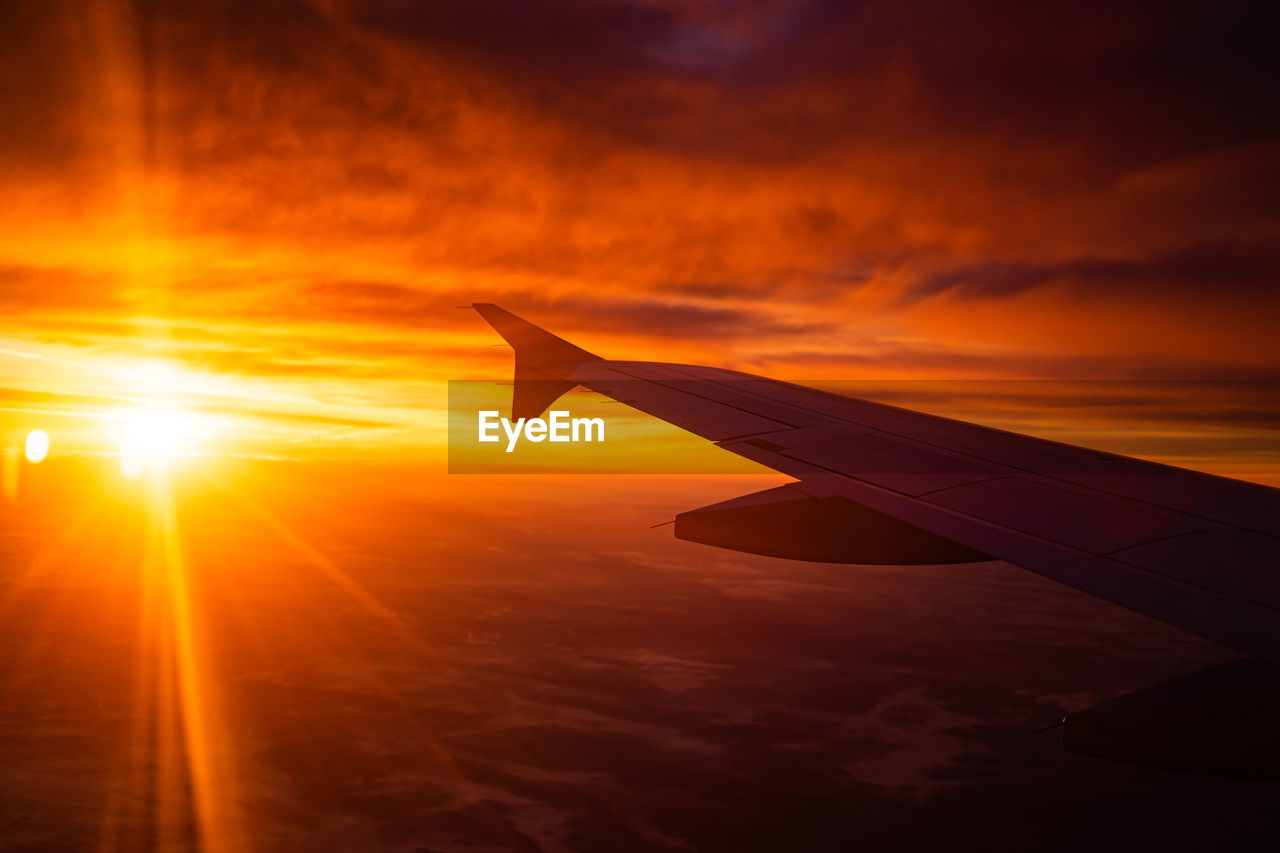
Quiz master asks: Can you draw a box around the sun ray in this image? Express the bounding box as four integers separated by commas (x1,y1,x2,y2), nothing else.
95,468,249,852
151,473,245,851
230,493,420,645
210,481,473,791
0,498,105,617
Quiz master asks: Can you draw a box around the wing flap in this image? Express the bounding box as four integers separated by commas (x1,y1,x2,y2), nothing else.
924,476,1207,555
1110,531,1280,611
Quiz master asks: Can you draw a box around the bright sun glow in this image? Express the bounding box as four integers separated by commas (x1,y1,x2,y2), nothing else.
25,429,50,463
116,360,185,395
113,408,214,478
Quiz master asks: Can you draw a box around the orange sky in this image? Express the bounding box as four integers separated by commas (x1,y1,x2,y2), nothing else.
2,0,1277,477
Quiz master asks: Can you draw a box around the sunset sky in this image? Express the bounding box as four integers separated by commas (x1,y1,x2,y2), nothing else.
4,4,1280,851
2,0,1278,468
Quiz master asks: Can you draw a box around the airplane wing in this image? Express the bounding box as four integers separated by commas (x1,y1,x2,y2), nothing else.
473,303,1280,777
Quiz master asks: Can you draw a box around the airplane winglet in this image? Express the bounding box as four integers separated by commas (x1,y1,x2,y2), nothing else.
472,304,601,420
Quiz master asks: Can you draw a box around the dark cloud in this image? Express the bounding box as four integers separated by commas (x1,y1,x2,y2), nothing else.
8,0,1280,183
340,0,1280,168
903,242,1280,304
0,1,89,171
295,281,827,340
782,1,1280,165
351,0,679,86
754,346,1280,382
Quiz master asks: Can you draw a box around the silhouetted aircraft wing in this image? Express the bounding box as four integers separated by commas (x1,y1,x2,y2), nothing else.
474,303,1280,776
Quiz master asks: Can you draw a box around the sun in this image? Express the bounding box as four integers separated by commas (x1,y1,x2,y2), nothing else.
25,429,50,463
112,406,214,478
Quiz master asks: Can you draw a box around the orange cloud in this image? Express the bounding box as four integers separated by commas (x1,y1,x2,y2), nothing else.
1,0,1276,470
